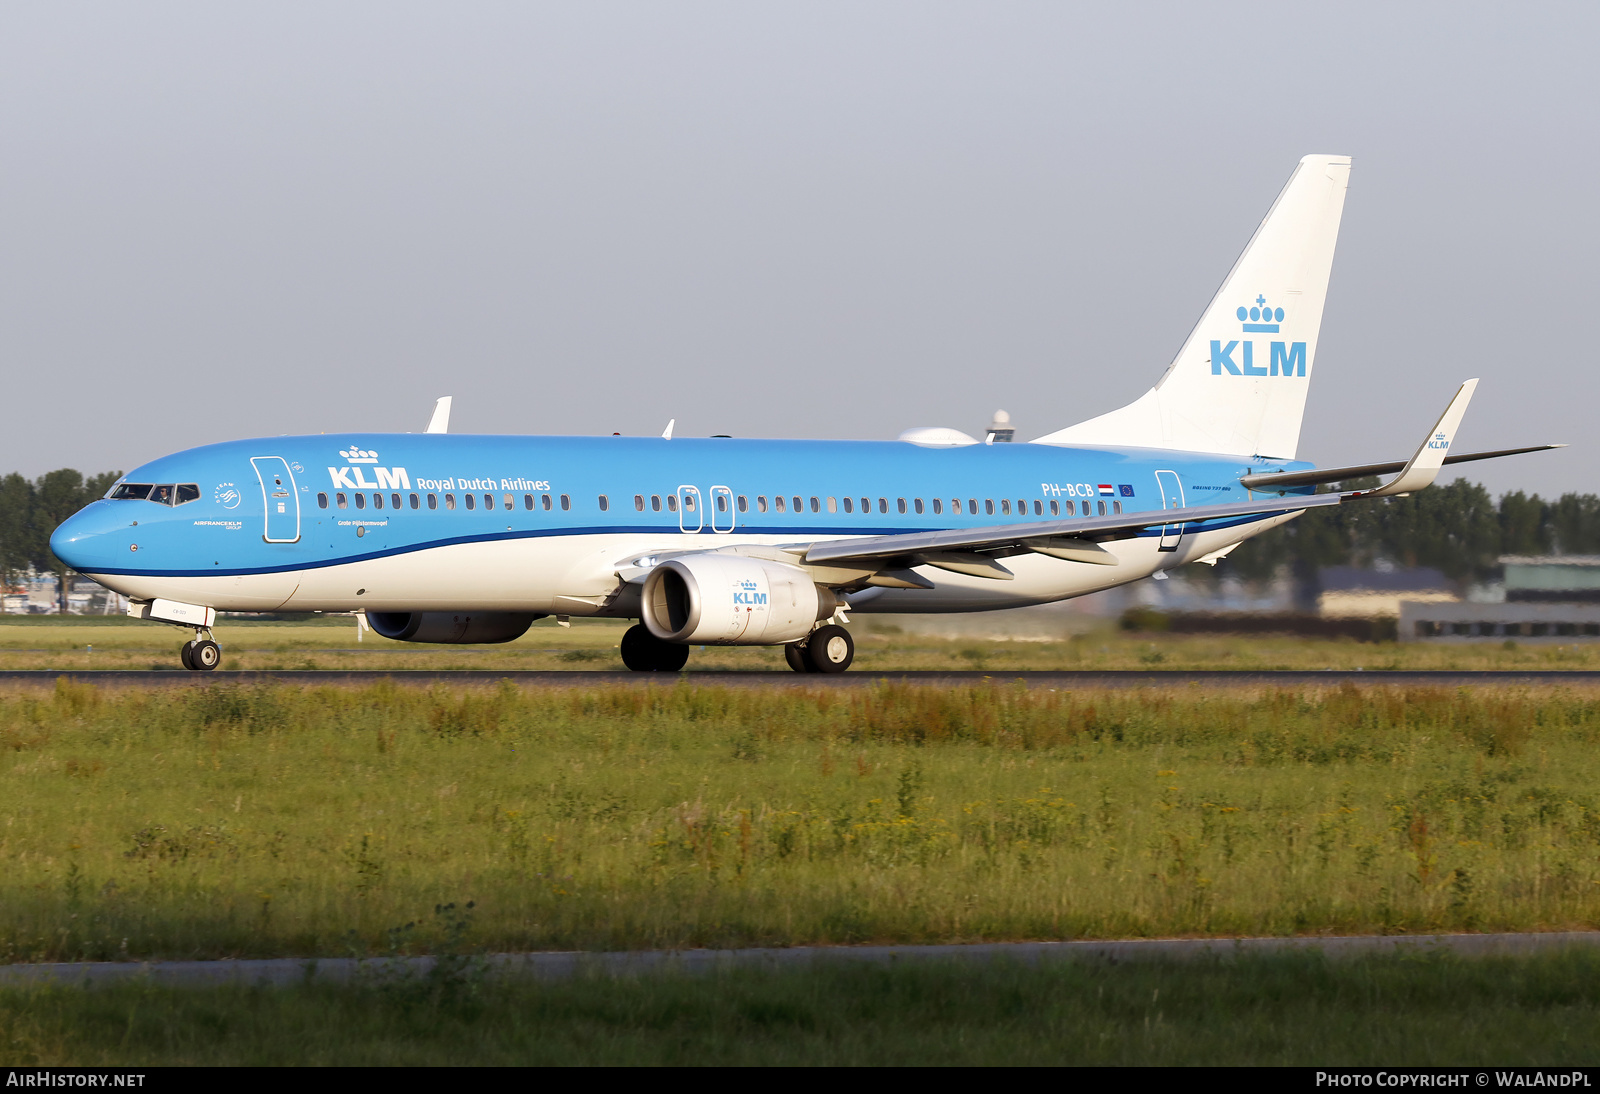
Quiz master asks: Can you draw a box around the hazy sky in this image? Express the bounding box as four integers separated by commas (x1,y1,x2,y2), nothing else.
2,2,1594,496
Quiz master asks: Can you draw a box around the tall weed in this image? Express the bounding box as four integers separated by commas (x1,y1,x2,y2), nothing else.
2,681,1599,959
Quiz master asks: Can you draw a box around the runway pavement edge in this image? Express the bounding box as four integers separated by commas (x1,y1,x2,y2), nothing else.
4,933,1599,987
3,669,1600,688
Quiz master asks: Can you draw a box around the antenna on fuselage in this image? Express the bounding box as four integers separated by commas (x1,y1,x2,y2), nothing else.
426,396,452,434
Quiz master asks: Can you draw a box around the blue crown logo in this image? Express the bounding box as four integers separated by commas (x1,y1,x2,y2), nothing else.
738,579,759,590
1236,295,1283,333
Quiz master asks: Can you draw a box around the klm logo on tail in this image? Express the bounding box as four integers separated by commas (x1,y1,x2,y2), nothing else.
1238,294,1283,332
1212,295,1305,378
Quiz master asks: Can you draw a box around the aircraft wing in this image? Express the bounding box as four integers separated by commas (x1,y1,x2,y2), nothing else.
800,492,1342,572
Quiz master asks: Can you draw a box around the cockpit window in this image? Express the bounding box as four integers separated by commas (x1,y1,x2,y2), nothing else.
115,483,200,505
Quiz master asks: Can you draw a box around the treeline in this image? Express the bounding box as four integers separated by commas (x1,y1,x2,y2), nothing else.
0,469,122,590
1222,479,1600,585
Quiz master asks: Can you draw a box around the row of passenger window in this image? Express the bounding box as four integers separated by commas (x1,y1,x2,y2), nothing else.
317,492,577,512
631,494,1123,518
315,490,1125,519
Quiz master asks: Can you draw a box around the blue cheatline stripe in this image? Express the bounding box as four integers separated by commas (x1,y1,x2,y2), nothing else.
84,523,932,578
82,512,1273,579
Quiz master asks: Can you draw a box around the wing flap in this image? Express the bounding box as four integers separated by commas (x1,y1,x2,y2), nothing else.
1024,536,1121,565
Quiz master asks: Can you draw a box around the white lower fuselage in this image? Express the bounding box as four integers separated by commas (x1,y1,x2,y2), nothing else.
83,514,1294,618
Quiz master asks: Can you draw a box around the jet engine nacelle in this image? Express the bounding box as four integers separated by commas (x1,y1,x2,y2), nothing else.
365,611,539,644
642,556,835,645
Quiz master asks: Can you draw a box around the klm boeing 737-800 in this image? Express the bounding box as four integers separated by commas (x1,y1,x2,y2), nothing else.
50,155,1560,672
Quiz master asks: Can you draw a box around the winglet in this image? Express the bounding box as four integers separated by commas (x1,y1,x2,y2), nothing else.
1352,379,1478,498
425,396,452,434
661,418,675,440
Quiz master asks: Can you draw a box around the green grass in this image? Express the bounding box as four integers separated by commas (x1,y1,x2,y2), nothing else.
6,951,1600,1065
0,615,1597,671
4,680,1600,962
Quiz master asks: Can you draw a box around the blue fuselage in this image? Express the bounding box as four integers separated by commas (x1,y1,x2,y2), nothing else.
50,434,1313,617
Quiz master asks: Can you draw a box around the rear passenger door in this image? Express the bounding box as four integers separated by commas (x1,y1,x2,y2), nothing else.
1154,469,1184,552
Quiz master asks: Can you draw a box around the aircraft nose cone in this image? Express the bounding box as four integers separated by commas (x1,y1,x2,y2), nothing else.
50,502,122,573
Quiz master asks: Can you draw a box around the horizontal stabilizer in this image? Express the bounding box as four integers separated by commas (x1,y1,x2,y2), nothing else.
1240,443,1566,491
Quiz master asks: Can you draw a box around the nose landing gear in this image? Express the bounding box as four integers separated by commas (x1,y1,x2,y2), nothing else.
180,630,222,671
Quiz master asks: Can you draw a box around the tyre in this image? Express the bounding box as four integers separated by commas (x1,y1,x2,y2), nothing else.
621,624,690,672
180,642,195,670
620,625,654,670
653,640,690,672
190,640,221,671
784,643,811,673
803,625,854,673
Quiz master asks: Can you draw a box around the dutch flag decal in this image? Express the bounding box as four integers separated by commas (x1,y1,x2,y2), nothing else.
1097,484,1115,496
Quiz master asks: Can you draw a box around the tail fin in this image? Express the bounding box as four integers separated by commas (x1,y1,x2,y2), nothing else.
1034,154,1351,459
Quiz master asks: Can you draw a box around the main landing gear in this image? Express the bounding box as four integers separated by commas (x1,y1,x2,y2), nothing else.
620,624,690,672
179,630,222,672
617,623,856,674
785,625,854,674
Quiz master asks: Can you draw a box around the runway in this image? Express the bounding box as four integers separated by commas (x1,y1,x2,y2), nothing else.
4,933,1597,987
1,668,1598,688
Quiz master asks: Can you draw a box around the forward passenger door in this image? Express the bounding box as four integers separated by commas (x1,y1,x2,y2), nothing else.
251,457,301,544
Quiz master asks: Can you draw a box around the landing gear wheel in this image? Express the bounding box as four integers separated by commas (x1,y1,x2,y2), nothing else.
620,624,690,672
784,643,813,673
803,625,854,674
189,640,221,671
180,642,195,670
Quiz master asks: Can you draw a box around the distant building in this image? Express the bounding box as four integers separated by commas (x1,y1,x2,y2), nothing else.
1402,556,1600,641
1501,555,1600,603
1401,601,1600,641
1317,566,1457,619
